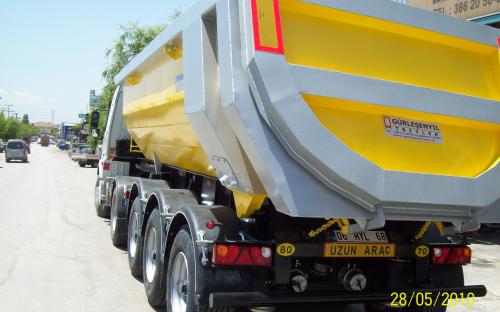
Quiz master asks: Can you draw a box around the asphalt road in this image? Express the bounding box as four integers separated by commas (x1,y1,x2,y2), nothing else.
0,144,154,312
0,145,498,311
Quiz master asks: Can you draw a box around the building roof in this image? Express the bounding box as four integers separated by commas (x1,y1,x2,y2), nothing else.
33,122,58,129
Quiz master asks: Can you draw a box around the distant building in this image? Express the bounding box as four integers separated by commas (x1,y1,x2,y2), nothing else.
33,122,58,135
60,122,75,142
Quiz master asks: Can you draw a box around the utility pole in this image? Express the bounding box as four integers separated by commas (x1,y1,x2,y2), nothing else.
2,104,13,118
51,109,55,124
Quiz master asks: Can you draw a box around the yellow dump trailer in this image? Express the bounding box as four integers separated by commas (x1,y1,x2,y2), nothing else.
95,0,499,309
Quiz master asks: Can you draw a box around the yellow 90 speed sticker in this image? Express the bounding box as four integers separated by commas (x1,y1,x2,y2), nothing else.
276,243,295,257
415,246,429,257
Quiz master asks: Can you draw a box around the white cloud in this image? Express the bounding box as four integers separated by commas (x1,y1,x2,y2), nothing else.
13,90,43,105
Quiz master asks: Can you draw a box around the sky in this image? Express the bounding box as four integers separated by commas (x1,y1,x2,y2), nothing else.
0,0,196,124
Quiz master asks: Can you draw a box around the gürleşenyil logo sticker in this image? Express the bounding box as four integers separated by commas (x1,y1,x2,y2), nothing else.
383,116,442,144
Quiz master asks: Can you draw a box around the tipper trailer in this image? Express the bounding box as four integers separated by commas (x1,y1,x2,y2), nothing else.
94,0,500,310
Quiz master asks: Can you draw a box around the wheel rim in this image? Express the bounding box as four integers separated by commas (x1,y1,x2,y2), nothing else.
94,187,100,208
170,252,189,312
111,205,117,233
129,211,139,257
145,227,157,283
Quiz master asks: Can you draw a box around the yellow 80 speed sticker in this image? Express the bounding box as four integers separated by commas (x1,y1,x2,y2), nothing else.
276,243,296,257
415,245,429,257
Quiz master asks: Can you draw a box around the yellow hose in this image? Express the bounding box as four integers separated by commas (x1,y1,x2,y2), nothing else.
414,221,444,240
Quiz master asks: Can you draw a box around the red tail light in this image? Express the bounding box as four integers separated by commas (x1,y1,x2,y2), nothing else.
212,244,272,266
103,162,111,171
432,246,471,265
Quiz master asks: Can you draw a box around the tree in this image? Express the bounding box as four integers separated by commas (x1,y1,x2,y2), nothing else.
73,123,82,135
18,122,37,139
4,118,20,140
22,114,29,124
1,116,37,141
90,12,182,148
0,112,5,139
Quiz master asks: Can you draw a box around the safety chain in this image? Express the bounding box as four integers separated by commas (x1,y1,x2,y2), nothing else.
308,218,350,238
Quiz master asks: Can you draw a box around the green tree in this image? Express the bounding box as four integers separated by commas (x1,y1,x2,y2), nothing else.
1,116,37,140
73,123,82,135
90,13,181,148
18,122,37,139
4,118,20,140
92,22,167,148
0,112,5,139
21,114,29,124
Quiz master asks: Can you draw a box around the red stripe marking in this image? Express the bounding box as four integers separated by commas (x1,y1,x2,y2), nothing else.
497,37,500,48
251,0,285,54
273,0,285,54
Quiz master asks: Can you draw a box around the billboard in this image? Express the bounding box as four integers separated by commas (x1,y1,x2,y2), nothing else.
407,0,500,19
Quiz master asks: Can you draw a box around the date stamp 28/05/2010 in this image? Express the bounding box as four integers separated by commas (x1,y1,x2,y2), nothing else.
390,292,476,308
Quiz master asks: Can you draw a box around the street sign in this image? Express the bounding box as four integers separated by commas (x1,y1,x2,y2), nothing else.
79,113,87,119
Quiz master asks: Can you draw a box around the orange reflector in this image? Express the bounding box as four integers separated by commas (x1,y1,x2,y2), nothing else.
216,244,229,257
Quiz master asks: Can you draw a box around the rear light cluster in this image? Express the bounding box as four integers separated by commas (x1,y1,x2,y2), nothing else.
212,244,273,267
103,162,111,171
432,246,471,265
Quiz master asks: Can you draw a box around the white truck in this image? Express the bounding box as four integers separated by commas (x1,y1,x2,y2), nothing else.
94,0,500,311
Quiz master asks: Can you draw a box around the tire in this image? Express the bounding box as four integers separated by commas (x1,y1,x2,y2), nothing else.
79,162,85,167
366,265,464,312
128,198,144,278
5,159,10,163
23,158,28,163
95,181,110,218
166,226,195,312
166,226,236,312
110,191,127,247
143,209,166,307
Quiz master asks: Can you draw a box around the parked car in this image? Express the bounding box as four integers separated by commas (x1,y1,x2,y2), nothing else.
77,147,99,168
58,142,69,150
70,144,89,162
5,140,28,163
68,143,84,158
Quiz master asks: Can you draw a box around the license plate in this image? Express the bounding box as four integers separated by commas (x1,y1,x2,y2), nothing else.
332,230,388,243
324,243,396,258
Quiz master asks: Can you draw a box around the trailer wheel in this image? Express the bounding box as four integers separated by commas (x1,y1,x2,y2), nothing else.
166,226,235,312
95,181,110,218
166,226,194,312
110,191,127,247
143,209,166,307
128,198,143,278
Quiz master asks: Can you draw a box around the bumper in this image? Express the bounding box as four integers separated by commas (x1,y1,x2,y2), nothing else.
209,285,486,307
7,156,26,160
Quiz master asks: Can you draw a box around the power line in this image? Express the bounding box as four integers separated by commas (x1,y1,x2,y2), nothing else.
1,104,14,118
